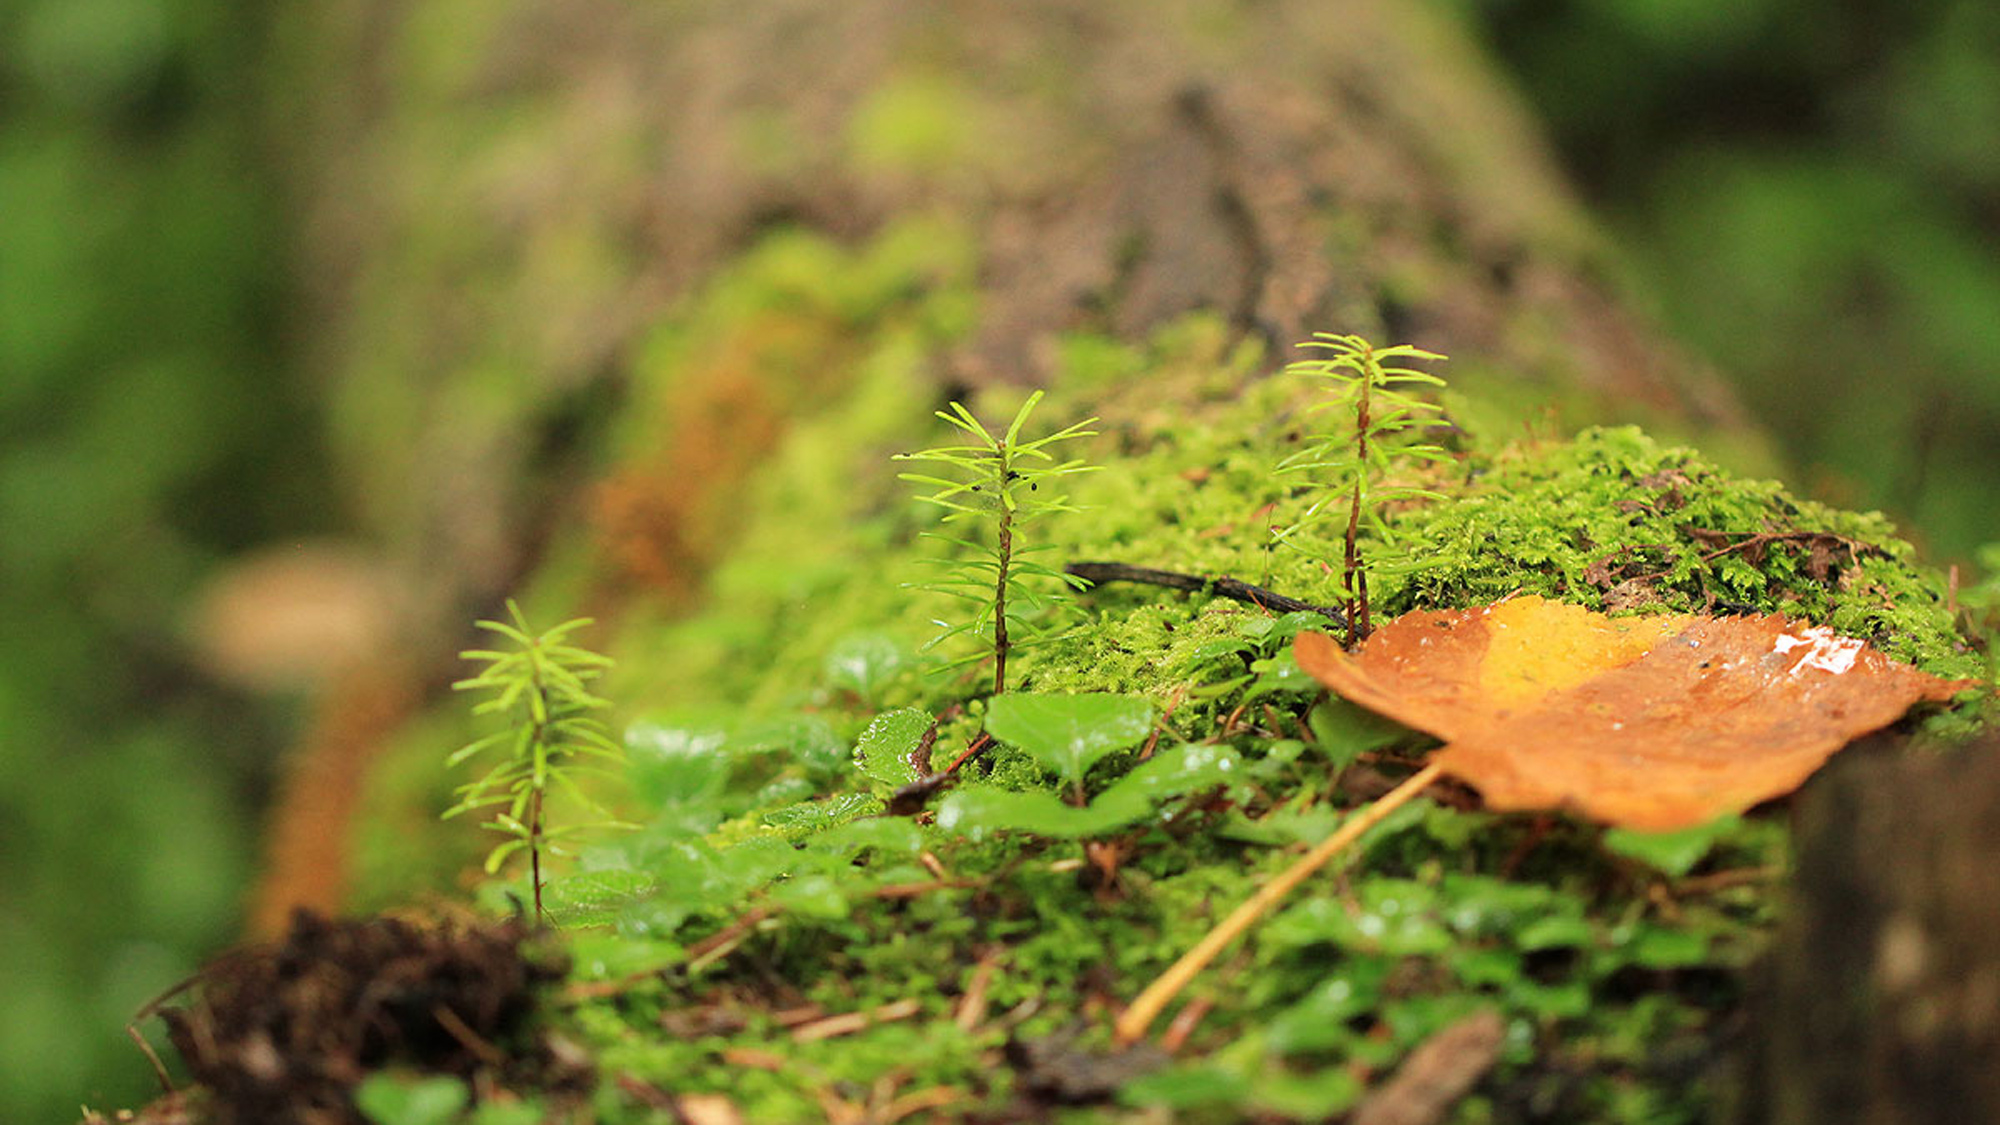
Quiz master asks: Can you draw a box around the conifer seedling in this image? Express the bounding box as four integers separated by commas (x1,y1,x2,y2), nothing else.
1278,333,1450,644
443,600,631,924
895,390,1099,695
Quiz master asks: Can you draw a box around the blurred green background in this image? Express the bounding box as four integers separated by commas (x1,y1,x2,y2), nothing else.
1472,0,2000,558
0,0,328,1117
5,0,1996,1118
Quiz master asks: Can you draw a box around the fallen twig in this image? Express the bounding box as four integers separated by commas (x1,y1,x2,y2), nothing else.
1065,561,1348,626
791,998,924,1043
1350,1008,1506,1125
955,949,1004,1031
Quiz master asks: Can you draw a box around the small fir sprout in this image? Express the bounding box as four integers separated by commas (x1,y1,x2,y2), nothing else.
443,600,631,924
895,390,1099,695
1278,332,1450,644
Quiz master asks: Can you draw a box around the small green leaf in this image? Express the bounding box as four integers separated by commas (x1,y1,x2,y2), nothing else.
1121,1065,1254,1110
824,632,910,703
354,1073,467,1125
1621,925,1713,969
1244,651,1318,701
1103,741,1242,802
984,691,1153,784
1514,914,1597,951
567,930,685,980
469,1101,546,1125
932,784,1096,836
809,816,925,860
543,870,659,929
770,874,849,920
1308,696,1408,768
855,708,931,789
1439,874,1569,937
935,786,1130,839
625,723,731,809
1506,978,1592,1019
1601,814,1740,877
763,792,877,835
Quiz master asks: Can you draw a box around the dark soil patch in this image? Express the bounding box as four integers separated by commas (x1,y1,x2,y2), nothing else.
150,908,582,1125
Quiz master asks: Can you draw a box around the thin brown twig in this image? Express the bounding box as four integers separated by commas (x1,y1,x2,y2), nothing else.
1670,864,1784,896
911,713,945,776
125,1024,175,1094
791,998,924,1043
1064,561,1347,627
614,1074,694,1124
955,949,1004,1032
1159,995,1215,1054
1137,686,1184,762
879,1086,966,1123
944,732,993,774
685,907,774,972
432,1003,507,1068
1115,760,1445,1045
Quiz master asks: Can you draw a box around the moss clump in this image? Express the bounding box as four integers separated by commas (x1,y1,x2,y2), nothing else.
1379,425,1980,682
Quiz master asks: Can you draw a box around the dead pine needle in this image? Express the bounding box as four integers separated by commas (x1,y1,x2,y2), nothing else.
1114,761,1444,1045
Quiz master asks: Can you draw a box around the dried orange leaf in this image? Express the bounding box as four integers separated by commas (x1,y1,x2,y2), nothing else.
1296,596,1972,830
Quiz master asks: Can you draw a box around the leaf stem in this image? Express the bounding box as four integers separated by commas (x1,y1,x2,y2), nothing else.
1113,759,1445,1045
1346,342,1373,643
993,499,1013,695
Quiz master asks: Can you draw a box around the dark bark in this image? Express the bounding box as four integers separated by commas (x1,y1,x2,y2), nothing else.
1734,734,2000,1125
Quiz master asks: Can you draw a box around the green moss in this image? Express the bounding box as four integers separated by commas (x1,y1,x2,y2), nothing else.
1377,425,1982,682
845,73,984,175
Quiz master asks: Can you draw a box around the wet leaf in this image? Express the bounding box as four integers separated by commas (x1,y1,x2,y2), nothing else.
855,707,930,789
933,741,1239,839
543,870,660,929
1296,596,1972,830
761,792,876,835
935,786,1119,840
1513,914,1595,951
1308,696,1409,768
1266,964,1389,1053
984,691,1153,784
734,713,848,780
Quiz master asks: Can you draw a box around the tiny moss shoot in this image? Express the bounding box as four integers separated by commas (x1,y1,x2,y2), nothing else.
1279,333,1450,644
895,390,1099,694
444,601,629,924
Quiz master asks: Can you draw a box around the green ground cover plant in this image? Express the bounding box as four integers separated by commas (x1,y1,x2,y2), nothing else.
1276,333,1451,643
